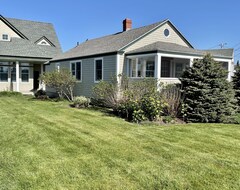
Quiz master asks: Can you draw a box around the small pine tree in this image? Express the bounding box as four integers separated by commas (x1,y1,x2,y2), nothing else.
232,60,240,109
180,54,236,123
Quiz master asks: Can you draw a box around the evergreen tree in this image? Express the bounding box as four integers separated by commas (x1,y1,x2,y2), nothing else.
180,54,236,123
232,60,240,109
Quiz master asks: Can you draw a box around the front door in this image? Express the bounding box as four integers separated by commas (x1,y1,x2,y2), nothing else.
34,71,40,90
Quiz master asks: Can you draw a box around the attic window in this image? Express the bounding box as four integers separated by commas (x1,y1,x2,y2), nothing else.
164,29,170,37
41,41,47,45
37,38,51,46
2,34,9,41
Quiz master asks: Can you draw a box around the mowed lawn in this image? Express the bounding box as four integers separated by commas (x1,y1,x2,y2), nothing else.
0,96,239,190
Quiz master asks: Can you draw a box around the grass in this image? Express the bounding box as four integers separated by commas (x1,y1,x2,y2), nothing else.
0,96,239,190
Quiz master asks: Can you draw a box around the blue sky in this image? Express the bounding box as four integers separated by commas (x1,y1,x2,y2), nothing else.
1,0,240,61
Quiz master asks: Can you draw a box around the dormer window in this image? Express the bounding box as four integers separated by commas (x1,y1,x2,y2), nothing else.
2,34,9,41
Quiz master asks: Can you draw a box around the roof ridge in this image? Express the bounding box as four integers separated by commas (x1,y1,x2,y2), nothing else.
78,19,168,44
5,17,53,25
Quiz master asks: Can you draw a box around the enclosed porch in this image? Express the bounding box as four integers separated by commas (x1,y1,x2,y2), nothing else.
126,53,232,83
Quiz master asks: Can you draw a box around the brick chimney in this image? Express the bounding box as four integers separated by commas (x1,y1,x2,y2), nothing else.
123,18,132,31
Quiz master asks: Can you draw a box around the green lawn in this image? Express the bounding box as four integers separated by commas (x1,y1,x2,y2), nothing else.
0,96,239,190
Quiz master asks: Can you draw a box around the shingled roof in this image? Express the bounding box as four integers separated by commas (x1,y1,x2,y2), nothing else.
51,19,173,62
126,41,234,59
0,15,62,59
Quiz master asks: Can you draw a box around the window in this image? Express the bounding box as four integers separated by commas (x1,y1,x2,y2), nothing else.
146,61,155,77
161,59,171,77
2,34,9,41
71,61,82,81
41,41,47,45
164,29,170,37
0,63,8,82
21,63,29,82
128,57,155,78
175,63,184,78
95,58,103,82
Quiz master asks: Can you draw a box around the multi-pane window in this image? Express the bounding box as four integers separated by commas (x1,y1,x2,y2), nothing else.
71,61,82,81
161,59,171,77
95,59,103,82
21,63,29,82
146,61,155,77
175,63,184,78
0,62,8,82
2,34,9,40
128,57,155,78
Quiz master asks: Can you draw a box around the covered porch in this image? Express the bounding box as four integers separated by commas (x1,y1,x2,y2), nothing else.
0,57,46,94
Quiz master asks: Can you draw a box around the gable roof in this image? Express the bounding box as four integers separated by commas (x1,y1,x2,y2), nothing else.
126,41,234,59
51,19,193,62
0,15,62,59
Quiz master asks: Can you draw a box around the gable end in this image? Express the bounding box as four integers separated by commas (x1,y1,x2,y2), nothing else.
0,15,28,40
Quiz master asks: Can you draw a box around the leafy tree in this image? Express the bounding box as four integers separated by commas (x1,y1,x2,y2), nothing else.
180,54,236,123
40,69,76,101
232,60,240,109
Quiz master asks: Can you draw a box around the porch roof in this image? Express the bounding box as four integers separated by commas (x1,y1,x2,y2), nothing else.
126,41,234,59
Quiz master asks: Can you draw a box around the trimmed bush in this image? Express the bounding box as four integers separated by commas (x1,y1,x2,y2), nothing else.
73,96,91,108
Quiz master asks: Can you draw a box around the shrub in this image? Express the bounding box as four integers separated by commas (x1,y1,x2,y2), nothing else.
92,77,119,109
117,92,167,123
40,69,76,102
141,93,166,121
117,99,141,121
0,91,22,97
73,96,91,108
34,89,49,100
160,84,183,118
125,78,159,101
180,54,236,123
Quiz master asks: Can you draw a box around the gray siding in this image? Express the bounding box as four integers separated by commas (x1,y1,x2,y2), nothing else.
46,54,117,97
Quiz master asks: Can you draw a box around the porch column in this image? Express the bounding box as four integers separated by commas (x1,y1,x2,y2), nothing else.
190,58,194,67
155,53,161,79
16,61,20,92
41,64,46,90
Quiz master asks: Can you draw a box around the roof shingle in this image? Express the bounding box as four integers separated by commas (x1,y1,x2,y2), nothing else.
0,16,62,59
126,41,233,58
51,20,168,61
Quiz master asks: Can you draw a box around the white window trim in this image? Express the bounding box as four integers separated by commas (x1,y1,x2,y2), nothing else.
70,60,82,82
94,58,104,83
164,28,170,38
2,34,10,41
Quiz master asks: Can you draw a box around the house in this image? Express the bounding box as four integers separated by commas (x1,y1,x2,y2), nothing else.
47,18,234,97
0,15,62,94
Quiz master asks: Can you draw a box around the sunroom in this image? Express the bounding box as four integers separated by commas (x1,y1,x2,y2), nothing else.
127,54,190,84
125,42,234,83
